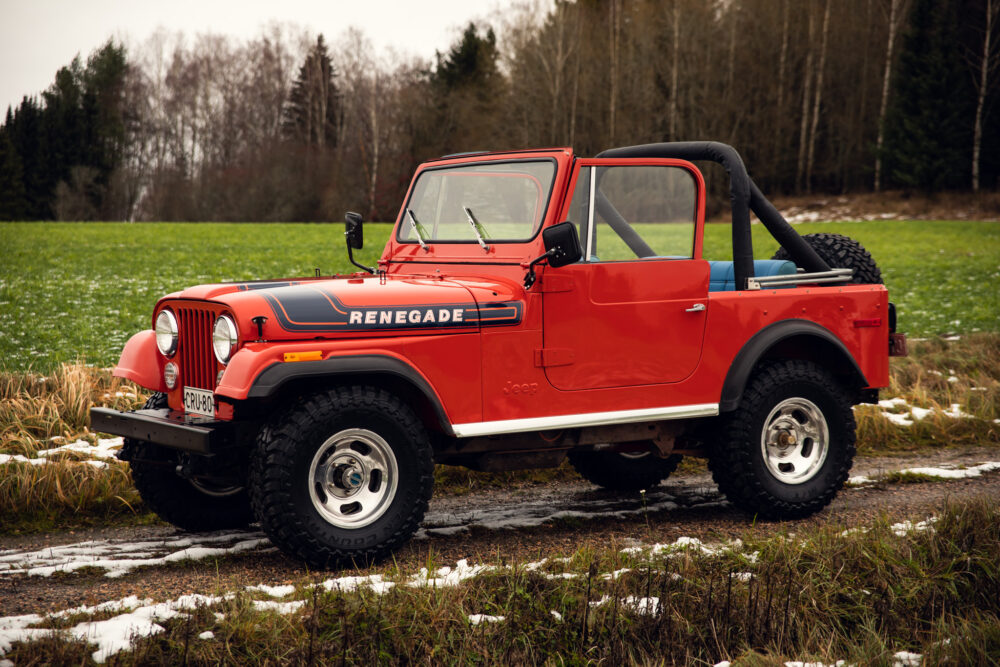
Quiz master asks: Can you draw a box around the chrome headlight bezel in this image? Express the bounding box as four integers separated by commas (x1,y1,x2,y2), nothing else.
212,315,238,364
155,310,178,357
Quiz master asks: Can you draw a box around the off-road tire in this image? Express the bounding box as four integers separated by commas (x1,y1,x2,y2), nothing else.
568,449,682,491
772,232,882,284
708,360,855,520
127,393,254,531
248,386,434,568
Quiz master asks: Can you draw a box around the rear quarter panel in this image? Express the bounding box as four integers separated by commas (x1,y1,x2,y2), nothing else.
703,284,890,390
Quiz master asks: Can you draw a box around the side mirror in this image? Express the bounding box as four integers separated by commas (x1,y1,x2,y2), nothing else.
343,211,374,274
524,221,582,289
541,221,583,268
345,211,364,250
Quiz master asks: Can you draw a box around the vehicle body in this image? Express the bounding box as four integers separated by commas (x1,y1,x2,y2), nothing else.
92,142,906,567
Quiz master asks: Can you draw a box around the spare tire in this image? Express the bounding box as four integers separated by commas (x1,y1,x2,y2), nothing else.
772,233,882,284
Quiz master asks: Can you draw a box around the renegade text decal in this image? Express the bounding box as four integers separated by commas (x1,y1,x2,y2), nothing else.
256,285,521,333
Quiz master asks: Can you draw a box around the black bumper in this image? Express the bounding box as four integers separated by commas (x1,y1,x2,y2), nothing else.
90,407,251,454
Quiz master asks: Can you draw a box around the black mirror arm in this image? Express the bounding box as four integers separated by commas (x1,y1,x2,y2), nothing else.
345,233,375,274
523,248,558,290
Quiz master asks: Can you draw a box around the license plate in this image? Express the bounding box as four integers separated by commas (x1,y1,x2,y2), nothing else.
183,387,215,417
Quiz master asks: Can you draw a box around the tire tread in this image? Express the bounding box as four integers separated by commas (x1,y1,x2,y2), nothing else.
708,360,856,519
249,386,433,568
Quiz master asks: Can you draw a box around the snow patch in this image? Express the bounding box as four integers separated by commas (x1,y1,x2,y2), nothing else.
319,574,394,595
893,651,922,666
0,531,273,578
467,614,505,625
890,518,937,537
849,462,1000,485
0,593,231,663
251,600,306,615
0,437,125,467
245,584,296,598
198,631,214,640
601,568,631,581
406,559,493,588
874,397,976,426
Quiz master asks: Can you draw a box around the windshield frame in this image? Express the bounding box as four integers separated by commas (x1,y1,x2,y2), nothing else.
394,158,559,246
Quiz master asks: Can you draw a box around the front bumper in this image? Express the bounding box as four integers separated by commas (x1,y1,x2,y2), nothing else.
90,407,252,454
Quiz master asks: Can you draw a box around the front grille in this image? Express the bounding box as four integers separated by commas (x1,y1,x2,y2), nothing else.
176,305,218,390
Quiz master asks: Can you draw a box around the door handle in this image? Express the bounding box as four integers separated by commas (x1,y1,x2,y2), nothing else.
685,303,706,313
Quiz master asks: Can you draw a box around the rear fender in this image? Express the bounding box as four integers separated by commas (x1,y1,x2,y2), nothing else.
720,319,867,412
114,330,167,393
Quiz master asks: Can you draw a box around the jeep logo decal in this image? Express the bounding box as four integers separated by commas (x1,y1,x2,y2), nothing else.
256,285,521,333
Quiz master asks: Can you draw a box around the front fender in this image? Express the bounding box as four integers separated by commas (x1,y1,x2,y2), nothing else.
114,330,167,392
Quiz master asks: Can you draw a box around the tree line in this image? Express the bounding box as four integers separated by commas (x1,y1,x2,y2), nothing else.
0,0,997,222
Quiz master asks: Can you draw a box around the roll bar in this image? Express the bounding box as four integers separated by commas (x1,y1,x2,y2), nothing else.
595,141,830,290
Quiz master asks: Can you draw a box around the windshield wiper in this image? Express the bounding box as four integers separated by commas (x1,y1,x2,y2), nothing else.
463,207,491,252
406,209,429,252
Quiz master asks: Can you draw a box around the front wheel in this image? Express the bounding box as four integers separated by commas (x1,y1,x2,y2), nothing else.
708,360,856,519
128,393,254,531
249,386,434,568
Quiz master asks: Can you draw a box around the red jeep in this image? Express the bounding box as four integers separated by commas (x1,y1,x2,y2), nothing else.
92,142,905,567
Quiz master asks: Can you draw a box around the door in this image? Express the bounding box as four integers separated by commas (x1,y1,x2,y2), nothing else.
542,160,709,391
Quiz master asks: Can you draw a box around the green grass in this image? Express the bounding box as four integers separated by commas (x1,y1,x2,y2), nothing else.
0,220,997,372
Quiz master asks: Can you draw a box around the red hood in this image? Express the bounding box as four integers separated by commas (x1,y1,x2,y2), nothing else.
157,274,524,342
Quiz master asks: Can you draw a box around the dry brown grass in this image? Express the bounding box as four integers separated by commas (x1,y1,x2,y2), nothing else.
0,364,148,530
855,333,1000,454
0,363,145,455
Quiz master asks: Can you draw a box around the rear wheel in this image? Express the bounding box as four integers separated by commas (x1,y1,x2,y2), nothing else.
569,447,682,491
127,393,253,531
249,386,434,568
773,232,882,284
708,360,855,519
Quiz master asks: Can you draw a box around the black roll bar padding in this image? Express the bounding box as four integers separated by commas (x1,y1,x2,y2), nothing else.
595,141,831,287
596,141,754,288
747,180,830,273
594,190,657,258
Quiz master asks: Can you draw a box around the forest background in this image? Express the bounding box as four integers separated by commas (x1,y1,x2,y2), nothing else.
0,0,997,224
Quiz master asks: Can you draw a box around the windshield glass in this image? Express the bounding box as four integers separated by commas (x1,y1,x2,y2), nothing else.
398,160,555,243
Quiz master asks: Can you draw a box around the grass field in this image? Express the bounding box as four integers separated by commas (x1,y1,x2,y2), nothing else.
0,219,997,372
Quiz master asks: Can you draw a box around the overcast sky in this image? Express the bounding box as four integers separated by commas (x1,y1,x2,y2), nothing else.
0,0,511,113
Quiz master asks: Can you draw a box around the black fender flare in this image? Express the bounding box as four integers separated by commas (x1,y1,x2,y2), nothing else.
720,319,868,412
247,354,454,436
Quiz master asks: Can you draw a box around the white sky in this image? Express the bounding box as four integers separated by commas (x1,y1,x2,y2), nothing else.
0,0,509,113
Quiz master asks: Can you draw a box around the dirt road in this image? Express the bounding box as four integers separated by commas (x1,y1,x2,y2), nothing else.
2,447,998,618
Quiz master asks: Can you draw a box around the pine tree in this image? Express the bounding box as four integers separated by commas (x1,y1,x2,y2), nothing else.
881,0,975,191
81,41,128,198
283,35,339,148
0,127,28,220
429,23,504,153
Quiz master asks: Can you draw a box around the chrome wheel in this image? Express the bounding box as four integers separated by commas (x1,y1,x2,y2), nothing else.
760,397,829,485
308,428,399,528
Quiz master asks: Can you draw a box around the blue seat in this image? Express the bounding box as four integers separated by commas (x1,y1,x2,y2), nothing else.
708,260,796,291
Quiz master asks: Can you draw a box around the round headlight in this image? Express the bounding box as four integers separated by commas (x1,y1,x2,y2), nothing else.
212,315,238,364
155,310,178,356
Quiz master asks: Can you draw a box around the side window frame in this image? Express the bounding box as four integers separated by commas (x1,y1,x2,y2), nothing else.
559,158,706,263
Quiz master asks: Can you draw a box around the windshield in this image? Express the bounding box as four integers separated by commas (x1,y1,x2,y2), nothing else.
398,160,556,244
